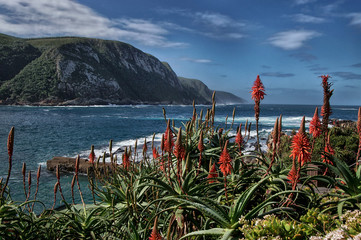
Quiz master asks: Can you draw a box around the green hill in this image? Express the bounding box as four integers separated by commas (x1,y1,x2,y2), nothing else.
0,34,245,105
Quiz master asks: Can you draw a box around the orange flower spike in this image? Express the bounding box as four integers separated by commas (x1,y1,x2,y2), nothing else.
251,75,266,102
287,160,299,185
198,131,205,153
7,127,14,158
161,134,165,152
322,135,335,164
309,107,322,138
218,140,232,176
289,116,311,167
88,145,95,163
164,120,174,153
152,147,160,159
122,148,130,170
207,163,218,183
235,124,243,152
174,127,185,160
149,217,162,240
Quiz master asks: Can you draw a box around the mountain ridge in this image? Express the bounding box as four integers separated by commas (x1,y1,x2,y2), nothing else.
0,34,246,106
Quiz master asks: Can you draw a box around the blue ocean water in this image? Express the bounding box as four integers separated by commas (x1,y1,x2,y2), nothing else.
0,104,359,208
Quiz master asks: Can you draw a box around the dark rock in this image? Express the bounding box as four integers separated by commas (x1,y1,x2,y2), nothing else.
46,156,114,174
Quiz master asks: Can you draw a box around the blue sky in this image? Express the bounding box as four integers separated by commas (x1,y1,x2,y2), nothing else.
0,0,360,105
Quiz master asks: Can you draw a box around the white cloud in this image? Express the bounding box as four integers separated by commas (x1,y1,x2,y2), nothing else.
180,57,212,64
0,0,187,48
291,14,326,23
268,30,321,50
158,8,246,40
294,0,316,5
195,12,245,29
347,13,361,27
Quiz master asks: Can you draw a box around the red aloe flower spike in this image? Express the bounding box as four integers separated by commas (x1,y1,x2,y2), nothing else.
122,147,130,170
164,120,174,153
143,138,148,156
31,165,41,211
277,115,282,154
153,147,159,159
89,145,95,163
320,75,333,141
287,159,299,189
7,127,14,158
1,127,14,198
310,107,322,138
322,135,335,164
174,127,185,160
299,116,306,134
71,175,76,204
272,118,279,152
235,124,243,153
52,182,59,210
218,140,232,201
251,75,266,102
197,131,205,175
207,163,218,183
22,163,27,198
26,170,31,203
198,131,205,153
174,127,185,187
149,217,162,240
356,107,361,167
218,140,232,176
161,134,165,153
251,75,266,151
289,116,311,167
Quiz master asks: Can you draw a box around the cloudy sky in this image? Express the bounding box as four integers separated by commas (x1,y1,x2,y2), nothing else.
0,0,360,105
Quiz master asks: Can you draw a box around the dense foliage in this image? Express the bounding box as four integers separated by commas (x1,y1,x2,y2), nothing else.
1,75,361,239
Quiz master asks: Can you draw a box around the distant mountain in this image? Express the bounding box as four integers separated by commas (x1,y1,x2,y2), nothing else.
0,33,245,105
178,77,246,104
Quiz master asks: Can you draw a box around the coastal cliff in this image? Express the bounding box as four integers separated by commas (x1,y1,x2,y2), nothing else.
0,34,245,105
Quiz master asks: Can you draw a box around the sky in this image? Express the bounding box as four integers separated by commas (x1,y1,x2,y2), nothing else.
0,0,361,105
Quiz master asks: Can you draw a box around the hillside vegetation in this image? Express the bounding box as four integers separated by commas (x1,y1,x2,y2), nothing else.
0,34,245,105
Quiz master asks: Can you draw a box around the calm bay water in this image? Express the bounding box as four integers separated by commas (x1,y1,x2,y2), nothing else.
0,104,359,208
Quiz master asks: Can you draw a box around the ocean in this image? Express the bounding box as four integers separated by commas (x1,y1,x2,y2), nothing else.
0,104,359,208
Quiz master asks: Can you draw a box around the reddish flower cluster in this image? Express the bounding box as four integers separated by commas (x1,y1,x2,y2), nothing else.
320,75,333,136
149,218,162,240
322,136,335,165
122,149,130,170
289,117,311,167
218,140,232,176
198,131,205,153
88,145,95,163
173,128,185,160
235,124,243,152
309,107,322,138
251,75,266,102
287,160,299,186
207,163,218,183
163,120,174,153
153,147,160,159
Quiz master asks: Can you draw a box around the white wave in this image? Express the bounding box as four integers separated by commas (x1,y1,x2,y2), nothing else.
76,133,163,164
218,116,312,128
334,108,358,111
